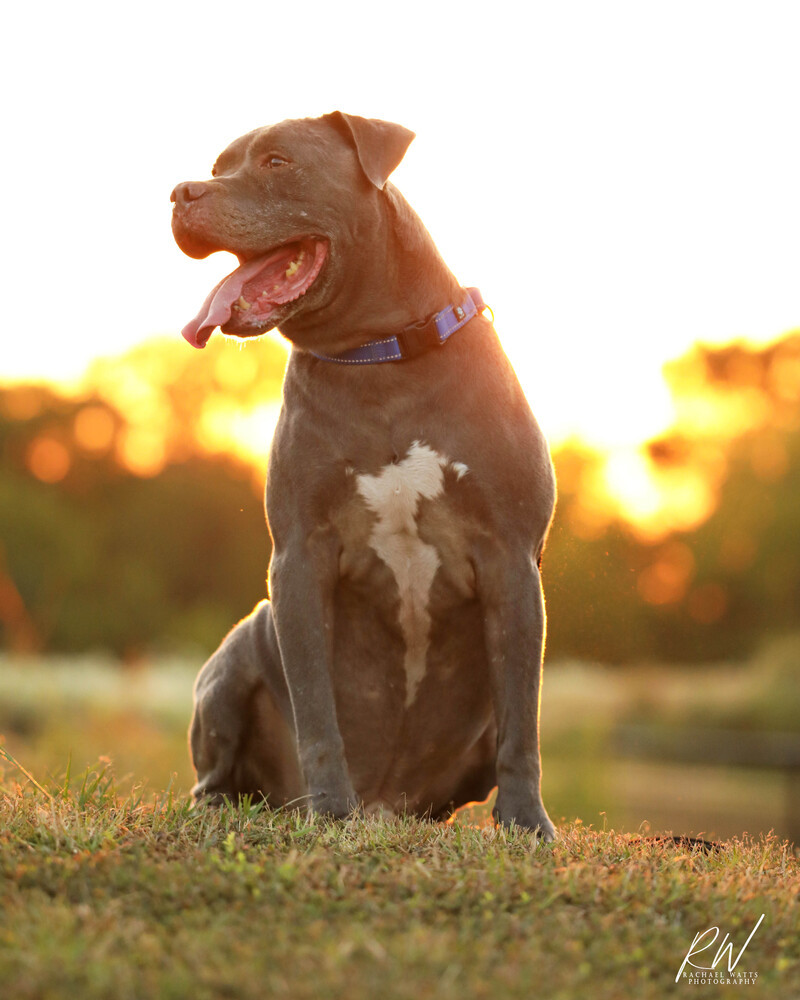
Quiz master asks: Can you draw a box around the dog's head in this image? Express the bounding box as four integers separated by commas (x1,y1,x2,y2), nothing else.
171,112,414,348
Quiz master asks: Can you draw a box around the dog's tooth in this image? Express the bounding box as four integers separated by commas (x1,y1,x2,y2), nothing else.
238,296,251,311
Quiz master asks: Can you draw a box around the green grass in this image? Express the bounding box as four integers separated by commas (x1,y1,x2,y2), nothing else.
1,758,798,1000
1,652,799,997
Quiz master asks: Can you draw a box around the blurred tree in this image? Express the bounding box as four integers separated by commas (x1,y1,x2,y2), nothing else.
546,333,800,663
0,340,281,659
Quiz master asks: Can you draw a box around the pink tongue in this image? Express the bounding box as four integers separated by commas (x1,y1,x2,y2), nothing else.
181,256,275,348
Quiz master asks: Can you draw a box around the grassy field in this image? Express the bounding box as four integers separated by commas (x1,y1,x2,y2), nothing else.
1,763,798,1000
1,651,799,998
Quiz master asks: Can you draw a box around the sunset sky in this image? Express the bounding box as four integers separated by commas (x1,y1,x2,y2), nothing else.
4,0,798,460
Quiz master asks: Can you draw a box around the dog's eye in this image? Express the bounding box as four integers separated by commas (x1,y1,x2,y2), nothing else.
262,155,289,169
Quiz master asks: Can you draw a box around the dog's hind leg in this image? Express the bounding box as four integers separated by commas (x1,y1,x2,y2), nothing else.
189,600,304,806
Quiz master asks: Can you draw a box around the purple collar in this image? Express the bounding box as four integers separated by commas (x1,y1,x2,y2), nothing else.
310,288,487,365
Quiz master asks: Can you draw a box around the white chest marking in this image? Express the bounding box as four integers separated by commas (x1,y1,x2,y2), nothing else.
356,441,468,706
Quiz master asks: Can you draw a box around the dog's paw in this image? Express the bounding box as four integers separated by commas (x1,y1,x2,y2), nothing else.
493,796,556,842
309,786,361,821
191,780,237,809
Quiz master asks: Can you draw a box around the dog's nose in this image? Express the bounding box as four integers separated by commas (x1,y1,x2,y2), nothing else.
170,181,210,206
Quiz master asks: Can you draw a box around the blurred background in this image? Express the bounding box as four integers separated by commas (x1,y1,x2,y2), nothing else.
1,0,798,843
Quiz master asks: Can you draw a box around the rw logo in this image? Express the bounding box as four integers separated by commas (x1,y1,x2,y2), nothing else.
676,913,765,983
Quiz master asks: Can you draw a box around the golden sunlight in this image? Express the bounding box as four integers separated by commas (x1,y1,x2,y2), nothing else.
511,345,677,453
600,448,717,540
196,401,281,479
77,335,288,480
117,426,168,478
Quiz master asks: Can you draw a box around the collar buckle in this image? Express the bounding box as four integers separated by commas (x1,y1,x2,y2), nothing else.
396,316,442,359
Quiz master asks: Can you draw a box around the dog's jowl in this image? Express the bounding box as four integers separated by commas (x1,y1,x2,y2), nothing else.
172,112,556,838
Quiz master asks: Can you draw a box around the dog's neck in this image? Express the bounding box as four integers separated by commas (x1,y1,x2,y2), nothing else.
277,184,463,357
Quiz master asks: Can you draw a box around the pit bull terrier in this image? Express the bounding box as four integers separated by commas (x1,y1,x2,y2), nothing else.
171,112,556,838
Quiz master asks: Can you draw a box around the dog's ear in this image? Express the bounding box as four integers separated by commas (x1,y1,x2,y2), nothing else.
324,112,415,189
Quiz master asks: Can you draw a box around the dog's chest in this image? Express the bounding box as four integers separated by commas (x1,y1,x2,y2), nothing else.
335,440,476,705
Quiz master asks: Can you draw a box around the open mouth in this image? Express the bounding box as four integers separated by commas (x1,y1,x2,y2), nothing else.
181,238,328,348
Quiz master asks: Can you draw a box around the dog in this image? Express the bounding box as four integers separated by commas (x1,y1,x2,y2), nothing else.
171,112,556,837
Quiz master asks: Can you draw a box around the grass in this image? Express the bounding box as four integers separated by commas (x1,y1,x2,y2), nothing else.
1,651,799,997
0,756,798,1000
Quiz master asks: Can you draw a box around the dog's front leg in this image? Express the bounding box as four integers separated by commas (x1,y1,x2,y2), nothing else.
476,542,556,841
269,527,359,819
